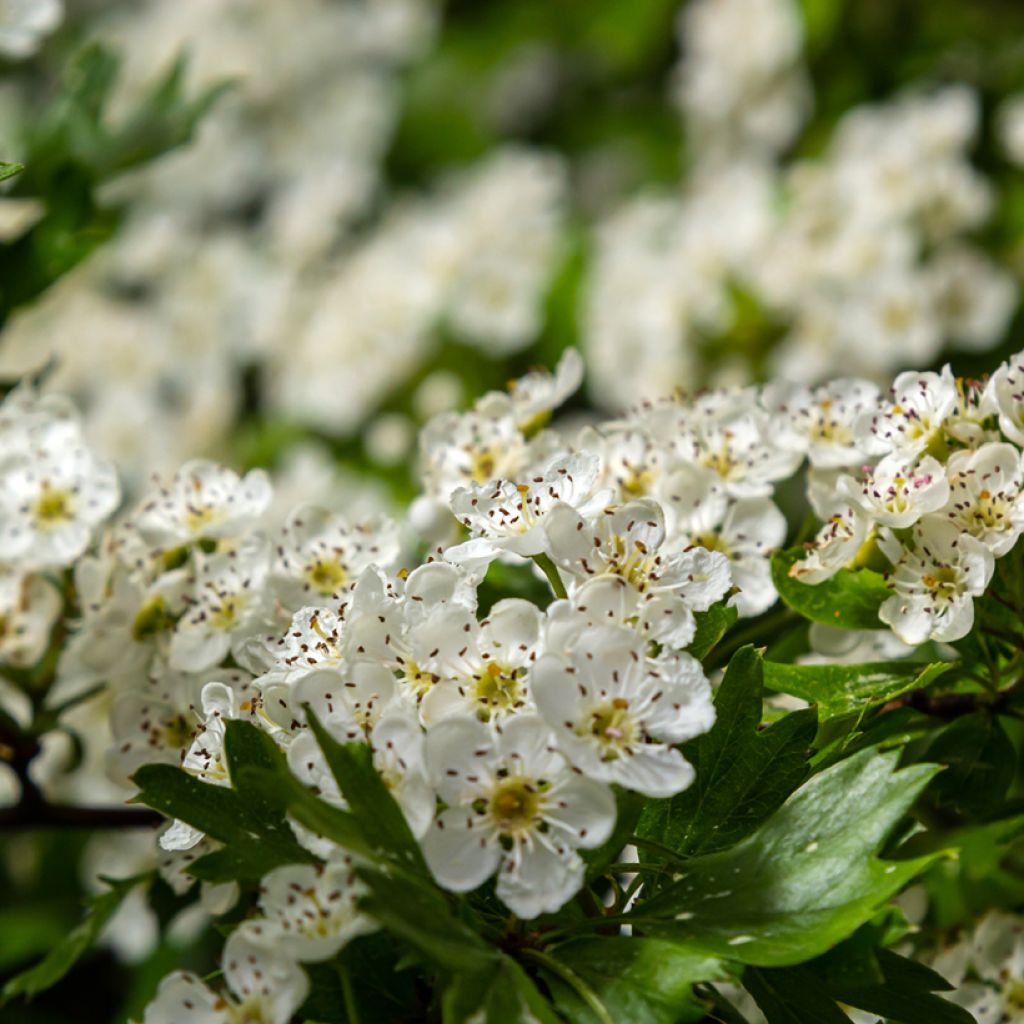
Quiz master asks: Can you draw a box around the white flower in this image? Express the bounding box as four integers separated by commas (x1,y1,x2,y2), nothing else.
861,366,959,458
790,505,871,584
532,624,712,797
0,420,119,569
420,713,615,918
942,442,1024,556
879,516,994,644
990,349,1024,447
760,378,881,469
270,506,399,611
449,451,606,559
417,598,543,724
0,567,60,667
142,925,308,1024
256,853,374,962
500,347,584,431
838,454,950,529
544,498,731,647
134,460,272,549
169,540,273,673
660,466,785,617
285,661,399,744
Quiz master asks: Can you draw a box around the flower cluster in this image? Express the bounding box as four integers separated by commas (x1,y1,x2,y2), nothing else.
793,356,1024,645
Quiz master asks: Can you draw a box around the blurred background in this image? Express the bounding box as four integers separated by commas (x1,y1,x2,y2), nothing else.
3,0,1024,1020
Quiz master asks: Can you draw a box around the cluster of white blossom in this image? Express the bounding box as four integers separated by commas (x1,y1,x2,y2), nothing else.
586,0,1018,409
2,345,1024,1019
793,353,1024,645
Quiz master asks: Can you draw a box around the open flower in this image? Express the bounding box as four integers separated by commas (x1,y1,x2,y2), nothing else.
942,441,1024,555
420,713,615,918
531,623,712,797
879,515,994,644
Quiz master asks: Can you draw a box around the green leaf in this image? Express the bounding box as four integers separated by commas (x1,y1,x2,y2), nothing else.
305,708,427,872
635,748,941,965
689,603,739,662
763,661,952,720
542,938,721,1024
356,867,496,975
924,713,1016,820
0,161,23,183
443,956,562,1024
771,549,889,630
637,646,816,859
743,966,850,1024
825,950,974,1024
2,874,151,1003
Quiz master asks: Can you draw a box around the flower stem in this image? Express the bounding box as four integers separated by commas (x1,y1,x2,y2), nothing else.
532,553,568,600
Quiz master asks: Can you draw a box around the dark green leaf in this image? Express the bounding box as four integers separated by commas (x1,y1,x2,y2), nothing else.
356,867,496,975
924,713,1016,819
771,549,889,630
743,966,851,1024
2,874,151,1003
635,748,941,965
763,661,951,720
637,646,816,859
690,603,739,662
826,949,973,1024
443,956,562,1024
306,708,426,872
542,938,720,1024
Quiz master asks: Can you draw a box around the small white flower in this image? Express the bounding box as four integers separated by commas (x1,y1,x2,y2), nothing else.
544,498,731,647
838,453,950,529
532,624,712,797
943,442,1024,556
142,925,308,1024
861,366,959,458
0,566,60,667
790,505,871,584
0,420,119,569
879,516,994,644
417,598,543,724
169,540,272,673
990,349,1024,447
0,0,62,60
256,853,374,962
761,377,881,469
134,460,272,549
449,451,606,559
420,713,615,919
270,506,399,612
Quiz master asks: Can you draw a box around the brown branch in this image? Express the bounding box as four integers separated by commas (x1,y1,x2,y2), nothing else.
0,800,163,830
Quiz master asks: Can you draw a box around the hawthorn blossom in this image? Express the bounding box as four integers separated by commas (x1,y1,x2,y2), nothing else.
943,442,1024,556
142,925,308,1024
270,506,400,611
790,505,871,584
449,451,606,559
0,567,60,667
420,714,615,918
256,853,374,961
0,420,119,568
861,366,960,458
989,348,1024,447
531,624,712,797
878,516,994,644
544,498,731,646
134,460,272,549
838,454,950,529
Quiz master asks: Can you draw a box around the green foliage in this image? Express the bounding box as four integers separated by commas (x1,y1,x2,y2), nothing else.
634,748,941,965
771,549,890,630
2,873,151,1004
539,938,721,1024
689,602,740,662
637,646,816,859
0,43,228,326
763,660,952,720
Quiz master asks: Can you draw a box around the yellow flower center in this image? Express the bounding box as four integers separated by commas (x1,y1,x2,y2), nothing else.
490,777,541,833
33,485,73,528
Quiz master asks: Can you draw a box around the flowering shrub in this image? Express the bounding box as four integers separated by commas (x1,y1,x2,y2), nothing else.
4,345,1024,1022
